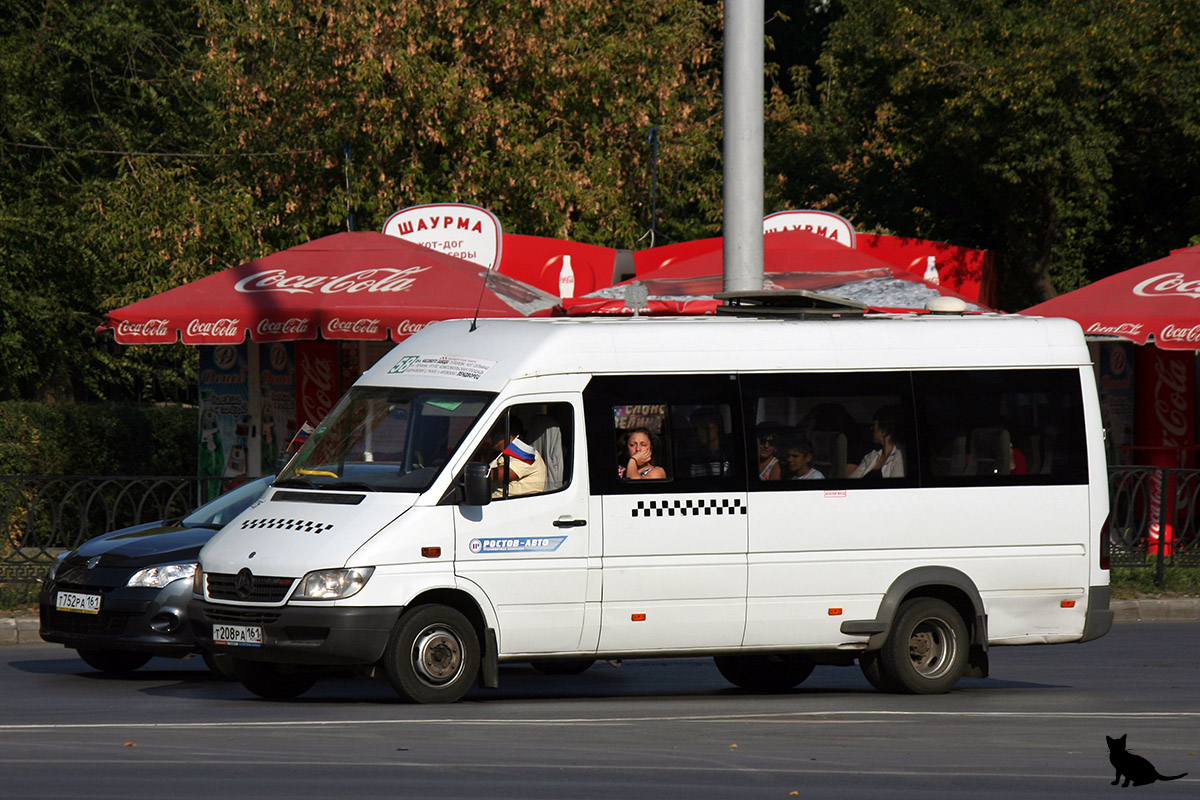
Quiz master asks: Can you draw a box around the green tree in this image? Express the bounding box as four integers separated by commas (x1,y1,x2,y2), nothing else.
194,0,724,246
0,0,246,400
767,0,1200,308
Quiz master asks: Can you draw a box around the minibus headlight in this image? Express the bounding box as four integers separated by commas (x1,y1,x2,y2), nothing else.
296,567,375,600
127,562,197,589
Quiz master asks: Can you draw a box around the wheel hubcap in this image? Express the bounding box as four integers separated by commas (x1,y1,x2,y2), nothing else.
908,617,956,679
412,625,463,685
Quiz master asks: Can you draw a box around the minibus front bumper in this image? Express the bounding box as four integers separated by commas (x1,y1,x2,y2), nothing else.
187,600,403,666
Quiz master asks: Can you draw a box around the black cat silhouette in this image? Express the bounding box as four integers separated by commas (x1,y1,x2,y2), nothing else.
1107,734,1188,787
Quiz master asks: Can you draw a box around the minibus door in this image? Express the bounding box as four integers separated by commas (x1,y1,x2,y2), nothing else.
452,399,594,657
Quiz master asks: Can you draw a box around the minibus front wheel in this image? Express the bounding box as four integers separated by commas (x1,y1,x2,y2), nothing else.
384,604,480,704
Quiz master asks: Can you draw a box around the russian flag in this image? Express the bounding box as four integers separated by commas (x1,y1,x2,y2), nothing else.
287,422,315,452
501,437,536,465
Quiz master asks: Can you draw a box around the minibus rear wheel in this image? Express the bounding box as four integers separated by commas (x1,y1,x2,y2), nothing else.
878,598,968,694
384,604,480,704
713,653,814,692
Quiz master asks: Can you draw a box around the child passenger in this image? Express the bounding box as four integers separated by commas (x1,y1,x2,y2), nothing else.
783,440,824,480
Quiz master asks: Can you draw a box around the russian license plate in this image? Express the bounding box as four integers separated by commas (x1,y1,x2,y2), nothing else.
56,591,101,614
213,624,263,647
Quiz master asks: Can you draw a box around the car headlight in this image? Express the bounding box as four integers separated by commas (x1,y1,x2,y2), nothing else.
296,567,374,600
126,562,198,589
45,552,70,582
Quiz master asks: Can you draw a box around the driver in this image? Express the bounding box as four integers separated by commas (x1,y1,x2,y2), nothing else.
488,416,546,499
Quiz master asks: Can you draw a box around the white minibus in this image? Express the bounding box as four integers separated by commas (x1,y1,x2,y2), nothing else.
190,313,1112,702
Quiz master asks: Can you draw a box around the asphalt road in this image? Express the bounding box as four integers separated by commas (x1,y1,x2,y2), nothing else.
1,623,1197,799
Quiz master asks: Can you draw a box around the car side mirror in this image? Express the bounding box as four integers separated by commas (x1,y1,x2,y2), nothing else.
461,462,492,506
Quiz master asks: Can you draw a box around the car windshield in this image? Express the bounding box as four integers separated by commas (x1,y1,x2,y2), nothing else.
182,475,274,528
276,386,494,493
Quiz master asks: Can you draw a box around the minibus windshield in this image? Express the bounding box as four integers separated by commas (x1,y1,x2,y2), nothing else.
276,386,494,493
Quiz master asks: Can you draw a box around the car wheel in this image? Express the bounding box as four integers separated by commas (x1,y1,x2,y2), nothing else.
383,605,480,704
232,659,318,699
878,598,968,694
202,651,238,680
714,653,814,692
530,659,596,675
76,649,153,673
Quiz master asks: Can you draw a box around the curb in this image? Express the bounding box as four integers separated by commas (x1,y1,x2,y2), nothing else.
4,601,1200,646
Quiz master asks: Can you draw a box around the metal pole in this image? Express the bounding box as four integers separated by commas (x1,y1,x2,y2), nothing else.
722,0,764,293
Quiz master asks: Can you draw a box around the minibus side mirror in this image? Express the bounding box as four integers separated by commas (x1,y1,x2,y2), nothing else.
461,462,492,506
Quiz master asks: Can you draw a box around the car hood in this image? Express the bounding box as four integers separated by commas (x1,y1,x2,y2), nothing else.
71,521,217,565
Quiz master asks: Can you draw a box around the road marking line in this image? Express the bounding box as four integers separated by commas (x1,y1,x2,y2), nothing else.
1,709,1199,732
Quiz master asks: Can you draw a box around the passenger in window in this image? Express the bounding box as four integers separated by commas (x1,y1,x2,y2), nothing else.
782,439,824,480
621,427,666,480
489,417,547,498
687,406,730,477
848,406,905,479
756,423,782,481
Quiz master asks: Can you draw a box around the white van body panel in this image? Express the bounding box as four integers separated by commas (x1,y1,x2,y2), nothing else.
191,314,1110,699
201,490,417,580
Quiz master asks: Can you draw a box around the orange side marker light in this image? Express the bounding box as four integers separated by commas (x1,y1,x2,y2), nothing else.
1061,600,1076,608
631,613,646,622
828,608,843,616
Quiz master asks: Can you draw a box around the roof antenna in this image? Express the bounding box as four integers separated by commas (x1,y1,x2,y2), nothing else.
469,268,491,332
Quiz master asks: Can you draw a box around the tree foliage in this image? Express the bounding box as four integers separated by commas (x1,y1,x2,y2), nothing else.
194,0,723,245
768,0,1200,309
2,0,1199,403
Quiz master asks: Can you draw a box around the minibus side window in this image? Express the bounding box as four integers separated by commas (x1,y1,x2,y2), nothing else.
740,372,917,489
475,402,574,501
912,369,1089,486
583,375,745,494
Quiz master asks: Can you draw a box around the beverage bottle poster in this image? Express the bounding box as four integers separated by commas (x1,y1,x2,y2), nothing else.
261,342,297,473
198,343,250,500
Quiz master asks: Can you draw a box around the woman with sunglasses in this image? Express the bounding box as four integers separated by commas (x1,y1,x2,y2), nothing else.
756,424,782,481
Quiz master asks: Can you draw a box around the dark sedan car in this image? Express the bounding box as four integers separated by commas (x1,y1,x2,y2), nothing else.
39,475,273,676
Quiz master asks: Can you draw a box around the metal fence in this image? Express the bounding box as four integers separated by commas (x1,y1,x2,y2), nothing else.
3,469,1199,584
0,475,237,583
1108,466,1200,581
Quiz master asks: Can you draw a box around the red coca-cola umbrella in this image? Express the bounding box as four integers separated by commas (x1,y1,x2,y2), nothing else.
98,232,559,344
564,229,987,315
1021,243,1200,349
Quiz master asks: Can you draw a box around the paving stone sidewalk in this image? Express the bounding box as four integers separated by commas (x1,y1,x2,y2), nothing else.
4,599,1199,646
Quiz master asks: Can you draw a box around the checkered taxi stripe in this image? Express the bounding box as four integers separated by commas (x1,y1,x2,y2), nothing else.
631,498,746,517
239,517,335,534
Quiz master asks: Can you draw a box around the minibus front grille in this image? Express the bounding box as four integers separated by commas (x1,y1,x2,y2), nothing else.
206,572,295,603
202,607,282,626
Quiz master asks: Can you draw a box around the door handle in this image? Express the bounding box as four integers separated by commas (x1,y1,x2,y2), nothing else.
552,517,587,528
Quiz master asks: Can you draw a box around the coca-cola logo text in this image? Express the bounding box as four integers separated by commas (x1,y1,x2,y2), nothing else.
186,318,241,338
1159,323,1200,344
1153,357,1190,443
256,317,311,336
116,318,170,338
1132,272,1200,300
396,319,426,335
234,267,429,295
298,351,336,425
1086,322,1144,337
327,317,381,335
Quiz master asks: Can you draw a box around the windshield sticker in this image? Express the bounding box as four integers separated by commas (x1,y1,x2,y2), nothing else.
469,537,566,554
388,354,496,381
